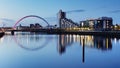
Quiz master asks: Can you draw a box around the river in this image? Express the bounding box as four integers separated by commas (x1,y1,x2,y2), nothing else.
0,32,120,68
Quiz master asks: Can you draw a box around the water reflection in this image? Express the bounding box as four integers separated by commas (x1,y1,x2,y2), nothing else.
1,33,120,67
58,34,115,62
14,32,53,51
14,33,114,52
58,35,113,54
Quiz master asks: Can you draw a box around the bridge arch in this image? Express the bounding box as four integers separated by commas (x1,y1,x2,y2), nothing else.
14,15,50,28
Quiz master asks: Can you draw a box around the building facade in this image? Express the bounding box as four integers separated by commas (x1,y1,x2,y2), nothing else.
80,17,113,31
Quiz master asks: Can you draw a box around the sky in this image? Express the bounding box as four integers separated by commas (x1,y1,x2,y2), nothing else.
0,0,120,26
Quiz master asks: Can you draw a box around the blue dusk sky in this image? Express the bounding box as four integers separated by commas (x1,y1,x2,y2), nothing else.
0,0,120,25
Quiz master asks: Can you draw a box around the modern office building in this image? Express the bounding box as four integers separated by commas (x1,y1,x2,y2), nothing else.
80,20,89,27
97,17,113,30
88,19,95,28
80,17,113,31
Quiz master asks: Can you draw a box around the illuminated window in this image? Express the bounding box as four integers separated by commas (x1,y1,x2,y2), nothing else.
82,22,84,26
97,21,100,23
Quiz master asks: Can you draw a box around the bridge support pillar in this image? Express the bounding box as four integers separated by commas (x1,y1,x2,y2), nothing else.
11,31,14,35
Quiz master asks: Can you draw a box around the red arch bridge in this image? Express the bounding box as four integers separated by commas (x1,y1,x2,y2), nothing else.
4,15,64,35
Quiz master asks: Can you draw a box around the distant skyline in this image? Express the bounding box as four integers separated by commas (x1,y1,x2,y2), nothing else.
0,0,120,25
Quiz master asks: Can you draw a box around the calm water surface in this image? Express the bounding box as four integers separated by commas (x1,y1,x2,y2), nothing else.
0,32,120,68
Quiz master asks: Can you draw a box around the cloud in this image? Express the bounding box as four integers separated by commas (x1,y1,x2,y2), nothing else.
109,10,120,13
66,9,86,14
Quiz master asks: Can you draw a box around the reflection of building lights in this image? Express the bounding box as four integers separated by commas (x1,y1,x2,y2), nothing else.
73,35,76,42
66,35,69,44
61,35,64,46
84,36,94,47
114,38,117,44
119,40,120,44
80,36,84,46
106,38,108,49
69,35,72,43
76,35,80,42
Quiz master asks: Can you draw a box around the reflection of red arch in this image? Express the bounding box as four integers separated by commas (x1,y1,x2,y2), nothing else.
14,15,50,28
13,35,53,51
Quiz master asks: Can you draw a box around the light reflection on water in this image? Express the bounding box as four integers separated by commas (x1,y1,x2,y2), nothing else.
0,32,120,68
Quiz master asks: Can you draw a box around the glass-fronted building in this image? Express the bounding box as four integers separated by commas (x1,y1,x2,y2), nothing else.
80,17,113,31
